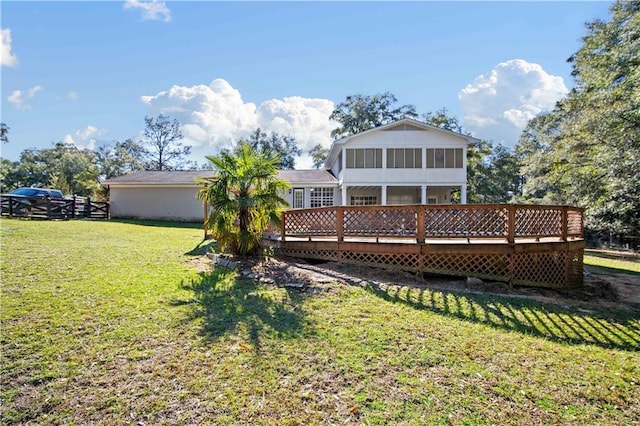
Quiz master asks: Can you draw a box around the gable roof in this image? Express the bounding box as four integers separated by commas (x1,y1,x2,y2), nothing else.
324,117,481,169
102,169,337,186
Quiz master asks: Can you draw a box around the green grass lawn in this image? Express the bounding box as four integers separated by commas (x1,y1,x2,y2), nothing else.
1,219,639,425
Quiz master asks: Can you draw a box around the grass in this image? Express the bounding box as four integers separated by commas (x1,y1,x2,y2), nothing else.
584,250,640,275
1,219,639,425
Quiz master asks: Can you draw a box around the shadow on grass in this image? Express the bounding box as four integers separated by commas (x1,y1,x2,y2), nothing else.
366,281,640,351
174,269,311,351
110,218,204,230
288,264,639,351
184,239,218,256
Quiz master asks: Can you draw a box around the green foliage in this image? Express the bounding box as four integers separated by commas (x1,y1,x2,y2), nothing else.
142,114,191,171
197,142,290,256
309,143,329,169
0,142,100,196
422,107,465,134
330,92,418,139
237,128,301,170
95,138,146,179
1,122,8,144
516,1,640,234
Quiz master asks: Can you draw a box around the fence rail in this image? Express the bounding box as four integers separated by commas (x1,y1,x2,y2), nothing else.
1,195,109,220
282,204,584,243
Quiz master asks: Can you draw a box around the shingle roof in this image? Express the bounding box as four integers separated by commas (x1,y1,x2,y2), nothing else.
103,171,212,185
102,169,337,186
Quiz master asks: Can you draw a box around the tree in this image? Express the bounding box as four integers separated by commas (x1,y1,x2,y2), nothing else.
309,144,329,169
329,92,418,139
515,1,640,235
96,138,146,179
197,142,290,256
422,107,465,134
1,123,8,144
142,114,190,171
239,128,301,170
2,143,100,196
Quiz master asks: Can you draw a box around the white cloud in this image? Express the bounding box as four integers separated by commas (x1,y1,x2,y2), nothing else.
141,78,338,168
1,28,18,67
63,125,107,151
459,59,568,146
67,91,79,101
7,85,43,111
123,0,171,23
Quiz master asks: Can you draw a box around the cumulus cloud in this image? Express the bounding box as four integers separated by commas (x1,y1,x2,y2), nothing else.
123,0,171,23
459,59,568,146
141,78,338,168
7,85,42,111
1,28,18,67
63,125,107,151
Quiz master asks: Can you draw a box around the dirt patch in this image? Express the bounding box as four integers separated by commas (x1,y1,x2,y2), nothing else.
191,254,640,313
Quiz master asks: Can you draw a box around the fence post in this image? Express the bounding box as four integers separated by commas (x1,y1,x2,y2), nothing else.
337,207,344,242
85,197,91,218
507,205,515,244
72,195,77,219
8,196,13,217
416,205,425,244
46,197,52,219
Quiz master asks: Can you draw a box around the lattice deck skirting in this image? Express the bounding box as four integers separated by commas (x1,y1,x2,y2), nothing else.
277,240,586,289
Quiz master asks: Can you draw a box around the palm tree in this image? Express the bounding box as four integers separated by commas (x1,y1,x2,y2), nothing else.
197,142,290,256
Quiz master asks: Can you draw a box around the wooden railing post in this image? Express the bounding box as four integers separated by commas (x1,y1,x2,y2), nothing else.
561,206,568,241
416,205,425,244
86,197,91,218
8,196,13,217
507,204,515,244
281,211,287,242
337,207,344,242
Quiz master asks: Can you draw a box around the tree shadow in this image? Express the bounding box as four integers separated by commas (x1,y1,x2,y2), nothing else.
173,269,312,352
364,280,640,351
184,239,218,256
110,218,204,230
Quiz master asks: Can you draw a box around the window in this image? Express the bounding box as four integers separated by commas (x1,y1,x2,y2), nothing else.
310,187,334,208
293,188,304,209
350,196,378,206
427,196,438,205
386,148,422,168
426,148,463,168
345,148,382,168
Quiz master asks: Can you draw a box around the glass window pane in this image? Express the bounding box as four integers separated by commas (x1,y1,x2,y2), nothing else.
387,149,394,168
415,149,422,168
375,149,382,168
356,149,365,168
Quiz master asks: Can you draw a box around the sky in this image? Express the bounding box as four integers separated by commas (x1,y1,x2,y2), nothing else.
1,1,614,169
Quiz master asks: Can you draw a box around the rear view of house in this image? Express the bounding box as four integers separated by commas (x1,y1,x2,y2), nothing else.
104,118,479,221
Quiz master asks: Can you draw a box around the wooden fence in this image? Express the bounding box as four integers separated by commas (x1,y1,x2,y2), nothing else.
278,204,585,289
1,195,109,220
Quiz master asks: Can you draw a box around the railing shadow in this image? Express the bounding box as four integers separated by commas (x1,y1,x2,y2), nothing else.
172,269,312,352
365,280,639,351
288,263,639,351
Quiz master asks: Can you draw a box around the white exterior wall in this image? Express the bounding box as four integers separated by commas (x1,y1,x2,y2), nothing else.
110,185,204,222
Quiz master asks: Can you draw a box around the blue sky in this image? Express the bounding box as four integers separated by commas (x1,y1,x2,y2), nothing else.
1,1,613,168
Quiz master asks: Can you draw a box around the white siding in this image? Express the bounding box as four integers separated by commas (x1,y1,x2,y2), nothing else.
110,186,204,222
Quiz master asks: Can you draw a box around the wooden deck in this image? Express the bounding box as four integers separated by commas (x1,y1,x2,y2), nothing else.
276,204,585,289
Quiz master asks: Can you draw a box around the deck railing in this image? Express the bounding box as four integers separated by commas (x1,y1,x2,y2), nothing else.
282,204,584,243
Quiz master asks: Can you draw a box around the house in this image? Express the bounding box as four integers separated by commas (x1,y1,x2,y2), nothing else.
103,118,479,221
